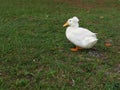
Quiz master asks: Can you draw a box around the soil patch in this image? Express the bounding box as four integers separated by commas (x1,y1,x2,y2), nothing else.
55,0,120,9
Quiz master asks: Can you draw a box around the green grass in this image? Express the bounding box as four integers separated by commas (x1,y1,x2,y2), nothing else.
0,0,120,90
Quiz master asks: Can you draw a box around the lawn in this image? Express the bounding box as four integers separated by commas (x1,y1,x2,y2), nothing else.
0,0,120,90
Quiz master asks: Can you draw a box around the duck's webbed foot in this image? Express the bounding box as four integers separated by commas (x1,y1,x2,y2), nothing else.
70,46,82,52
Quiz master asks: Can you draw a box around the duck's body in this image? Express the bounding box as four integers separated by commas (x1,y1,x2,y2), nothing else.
66,27,97,48
63,16,98,51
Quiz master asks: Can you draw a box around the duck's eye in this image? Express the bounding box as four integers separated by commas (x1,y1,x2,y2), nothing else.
69,20,72,22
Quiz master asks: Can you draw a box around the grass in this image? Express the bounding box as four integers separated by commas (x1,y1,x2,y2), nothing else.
0,0,120,90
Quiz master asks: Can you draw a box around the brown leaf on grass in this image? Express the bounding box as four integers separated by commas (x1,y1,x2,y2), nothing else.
67,79,75,86
100,16,104,19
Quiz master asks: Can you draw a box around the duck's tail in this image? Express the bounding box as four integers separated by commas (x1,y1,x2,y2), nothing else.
83,37,98,48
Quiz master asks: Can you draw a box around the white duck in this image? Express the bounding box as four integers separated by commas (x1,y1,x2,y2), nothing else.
63,16,98,51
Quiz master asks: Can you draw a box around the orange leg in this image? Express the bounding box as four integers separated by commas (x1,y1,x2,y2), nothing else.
70,46,83,52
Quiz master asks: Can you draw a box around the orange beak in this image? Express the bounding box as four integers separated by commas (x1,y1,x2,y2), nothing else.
63,22,69,27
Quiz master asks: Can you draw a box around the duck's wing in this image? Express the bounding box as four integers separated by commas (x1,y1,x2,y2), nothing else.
79,27,95,35
72,28,95,39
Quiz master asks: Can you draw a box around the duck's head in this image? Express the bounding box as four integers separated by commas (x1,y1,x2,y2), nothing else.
63,16,79,27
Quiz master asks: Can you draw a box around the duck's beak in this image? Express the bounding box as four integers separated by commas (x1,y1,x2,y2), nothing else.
63,22,69,27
